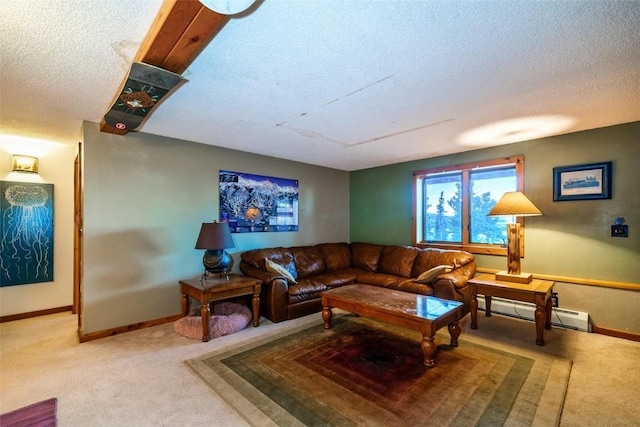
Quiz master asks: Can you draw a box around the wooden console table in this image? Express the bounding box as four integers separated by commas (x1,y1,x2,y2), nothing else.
179,274,261,342
469,273,554,346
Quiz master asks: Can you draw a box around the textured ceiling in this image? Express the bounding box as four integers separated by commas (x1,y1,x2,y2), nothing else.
1,0,639,171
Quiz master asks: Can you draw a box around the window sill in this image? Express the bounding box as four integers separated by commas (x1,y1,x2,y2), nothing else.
415,242,507,256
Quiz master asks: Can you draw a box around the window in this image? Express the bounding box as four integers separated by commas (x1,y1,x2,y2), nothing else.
413,155,524,255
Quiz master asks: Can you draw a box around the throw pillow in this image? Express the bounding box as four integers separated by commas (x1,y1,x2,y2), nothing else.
265,258,297,283
415,264,454,284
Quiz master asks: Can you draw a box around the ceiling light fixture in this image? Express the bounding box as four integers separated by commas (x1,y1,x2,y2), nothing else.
199,0,257,15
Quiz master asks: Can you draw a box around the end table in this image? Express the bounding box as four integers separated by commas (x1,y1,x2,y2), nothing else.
179,273,261,342
469,273,554,346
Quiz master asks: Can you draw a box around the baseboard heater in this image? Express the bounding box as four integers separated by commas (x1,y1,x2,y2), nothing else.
475,295,590,332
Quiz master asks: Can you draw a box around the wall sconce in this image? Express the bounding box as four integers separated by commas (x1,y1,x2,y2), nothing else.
11,155,39,173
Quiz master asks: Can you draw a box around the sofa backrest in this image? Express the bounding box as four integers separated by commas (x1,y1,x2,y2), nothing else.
316,242,351,271
410,248,475,278
240,247,296,274
350,242,384,272
290,245,326,278
378,245,420,277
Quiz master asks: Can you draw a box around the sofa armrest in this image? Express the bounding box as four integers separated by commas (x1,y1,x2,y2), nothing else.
436,261,476,290
432,261,476,316
260,277,289,322
240,262,280,284
240,262,290,322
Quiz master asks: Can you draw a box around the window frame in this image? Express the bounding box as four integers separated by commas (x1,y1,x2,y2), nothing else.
412,155,525,256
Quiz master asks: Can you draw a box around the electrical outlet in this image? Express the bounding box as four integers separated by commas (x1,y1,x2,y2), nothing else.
551,292,559,308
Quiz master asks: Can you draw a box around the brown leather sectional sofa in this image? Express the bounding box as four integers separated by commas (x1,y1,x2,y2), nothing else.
240,242,477,323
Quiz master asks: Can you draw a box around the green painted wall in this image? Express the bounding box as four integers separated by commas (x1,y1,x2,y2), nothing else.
351,122,640,332
82,122,349,334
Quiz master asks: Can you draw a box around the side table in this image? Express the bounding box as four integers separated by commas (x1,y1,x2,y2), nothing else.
179,273,261,342
469,273,554,346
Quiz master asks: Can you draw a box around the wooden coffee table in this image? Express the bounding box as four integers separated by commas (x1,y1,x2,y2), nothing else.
179,274,261,342
321,284,463,368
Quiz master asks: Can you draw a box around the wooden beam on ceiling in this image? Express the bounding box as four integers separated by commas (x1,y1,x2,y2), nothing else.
100,0,229,134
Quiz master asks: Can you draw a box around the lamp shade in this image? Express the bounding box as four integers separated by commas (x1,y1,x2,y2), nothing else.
195,222,234,250
487,192,542,217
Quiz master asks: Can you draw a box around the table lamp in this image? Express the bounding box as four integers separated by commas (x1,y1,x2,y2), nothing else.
487,191,542,284
195,221,235,279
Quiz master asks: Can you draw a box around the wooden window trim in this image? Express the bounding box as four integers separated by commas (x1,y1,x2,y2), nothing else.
412,155,525,256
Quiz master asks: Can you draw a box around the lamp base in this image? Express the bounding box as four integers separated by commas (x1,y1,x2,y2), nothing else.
495,271,533,284
202,249,233,276
202,270,230,281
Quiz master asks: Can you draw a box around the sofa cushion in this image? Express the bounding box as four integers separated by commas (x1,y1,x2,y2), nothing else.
351,242,383,272
290,246,326,278
393,279,435,295
288,279,327,304
355,271,407,288
265,259,297,283
311,270,358,288
316,242,351,271
378,246,420,277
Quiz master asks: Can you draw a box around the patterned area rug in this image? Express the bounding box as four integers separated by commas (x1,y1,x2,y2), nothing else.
187,316,571,426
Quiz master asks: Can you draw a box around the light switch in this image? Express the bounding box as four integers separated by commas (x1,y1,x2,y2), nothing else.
611,224,628,237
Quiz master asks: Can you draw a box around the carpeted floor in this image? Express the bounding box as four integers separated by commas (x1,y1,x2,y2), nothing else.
2,311,640,426
188,315,571,426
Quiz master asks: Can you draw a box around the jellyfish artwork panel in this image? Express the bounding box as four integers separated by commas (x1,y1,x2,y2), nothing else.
0,181,54,287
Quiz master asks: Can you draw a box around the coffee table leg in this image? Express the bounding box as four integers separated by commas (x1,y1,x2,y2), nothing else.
421,335,437,369
252,289,260,327
200,302,211,342
448,320,461,347
322,306,333,329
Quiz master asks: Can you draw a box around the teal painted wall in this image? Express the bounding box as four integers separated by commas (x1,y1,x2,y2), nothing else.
351,122,640,332
350,162,416,245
